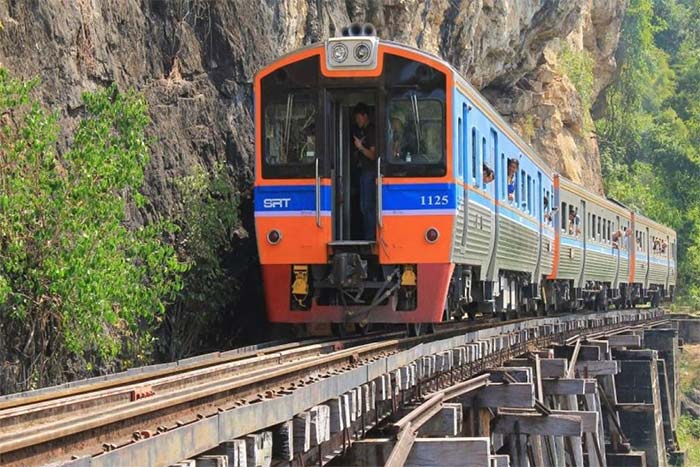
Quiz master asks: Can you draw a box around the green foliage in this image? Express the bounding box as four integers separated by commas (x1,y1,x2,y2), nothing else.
0,69,185,388
678,415,700,464
558,43,595,131
597,0,700,301
159,162,241,359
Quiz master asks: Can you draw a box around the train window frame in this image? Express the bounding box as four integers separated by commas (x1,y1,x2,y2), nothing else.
561,202,567,234
520,170,526,212
385,95,446,175
471,127,478,187
462,104,469,182
261,88,320,179
457,117,463,178
501,153,507,201
481,136,487,190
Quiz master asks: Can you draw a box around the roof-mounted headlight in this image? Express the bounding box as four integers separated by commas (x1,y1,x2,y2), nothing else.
354,42,371,62
331,43,348,63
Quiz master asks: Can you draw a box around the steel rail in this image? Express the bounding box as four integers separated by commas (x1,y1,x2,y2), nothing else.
0,338,332,411
0,339,400,455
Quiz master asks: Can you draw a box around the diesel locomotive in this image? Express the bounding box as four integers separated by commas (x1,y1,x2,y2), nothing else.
253,24,676,334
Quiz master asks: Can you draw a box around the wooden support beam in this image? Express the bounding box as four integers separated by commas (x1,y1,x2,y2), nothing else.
309,405,330,446
498,409,598,433
490,454,511,467
457,383,534,408
606,451,647,466
349,437,491,466
507,358,567,378
567,339,582,378
489,367,531,383
492,413,583,436
554,344,601,362
586,339,611,357
415,403,463,437
574,360,619,377
607,334,642,348
542,378,585,395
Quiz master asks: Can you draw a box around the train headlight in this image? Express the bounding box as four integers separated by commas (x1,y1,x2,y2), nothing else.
331,43,348,63
267,229,282,245
425,227,440,243
354,42,371,62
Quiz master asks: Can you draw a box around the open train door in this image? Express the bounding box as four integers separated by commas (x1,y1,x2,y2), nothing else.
324,89,380,243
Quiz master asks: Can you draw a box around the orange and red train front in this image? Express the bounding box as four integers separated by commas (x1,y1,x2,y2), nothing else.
254,34,456,323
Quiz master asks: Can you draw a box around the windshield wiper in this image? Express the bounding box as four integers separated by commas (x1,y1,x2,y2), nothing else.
410,94,421,155
283,93,294,161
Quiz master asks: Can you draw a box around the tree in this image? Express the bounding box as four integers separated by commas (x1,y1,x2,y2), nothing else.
0,70,185,391
596,0,700,304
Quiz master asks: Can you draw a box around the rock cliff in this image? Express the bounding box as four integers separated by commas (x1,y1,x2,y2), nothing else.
1,0,624,216
0,0,623,212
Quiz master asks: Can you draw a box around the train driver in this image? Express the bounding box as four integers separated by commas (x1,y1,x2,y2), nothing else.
352,103,378,240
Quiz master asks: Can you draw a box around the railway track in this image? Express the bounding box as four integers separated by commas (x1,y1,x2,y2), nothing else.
0,309,663,467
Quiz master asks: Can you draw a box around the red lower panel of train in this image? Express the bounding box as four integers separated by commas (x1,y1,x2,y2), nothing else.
262,263,454,323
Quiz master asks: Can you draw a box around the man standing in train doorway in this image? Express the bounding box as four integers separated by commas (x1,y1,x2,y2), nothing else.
352,103,378,240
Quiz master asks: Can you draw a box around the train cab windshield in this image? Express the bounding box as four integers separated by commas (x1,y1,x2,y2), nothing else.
260,52,446,180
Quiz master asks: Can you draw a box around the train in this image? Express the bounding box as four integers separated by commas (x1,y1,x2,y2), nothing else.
253,24,677,335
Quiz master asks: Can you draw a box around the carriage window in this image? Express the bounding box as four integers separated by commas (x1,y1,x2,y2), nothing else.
263,90,318,177
471,128,478,186
520,170,526,211
561,202,567,233
457,117,463,177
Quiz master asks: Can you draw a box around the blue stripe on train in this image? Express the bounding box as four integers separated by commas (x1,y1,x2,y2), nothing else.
254,185,332,215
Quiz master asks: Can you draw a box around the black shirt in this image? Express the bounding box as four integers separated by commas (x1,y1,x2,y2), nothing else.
352,123,376,173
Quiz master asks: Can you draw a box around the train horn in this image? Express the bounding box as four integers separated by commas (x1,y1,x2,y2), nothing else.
362,23,376,36
349,22,363,36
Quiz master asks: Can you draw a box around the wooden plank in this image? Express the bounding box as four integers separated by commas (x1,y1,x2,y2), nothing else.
457,383,534,408
605,452,647,466
553,344,601,362
492,413,582,436
586,339,611,356
244,432,272,467
490,454,511,467
348,437,491,467
406,438,490,467
584,379,598,394
499,409,598,433
541,378,585,396
574,360,619,376
292,412,310,454
417,403,463,437
309,405,330,446
489,367,531,383
611,349,657,361
507,358,567,378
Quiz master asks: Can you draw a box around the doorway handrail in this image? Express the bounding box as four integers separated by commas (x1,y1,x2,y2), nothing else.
315,158,321,228
377,156,383,228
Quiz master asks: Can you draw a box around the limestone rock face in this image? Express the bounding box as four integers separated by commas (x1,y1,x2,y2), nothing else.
0,0,623,210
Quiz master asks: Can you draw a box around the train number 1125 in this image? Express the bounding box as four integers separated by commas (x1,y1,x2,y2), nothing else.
420,195,449,206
